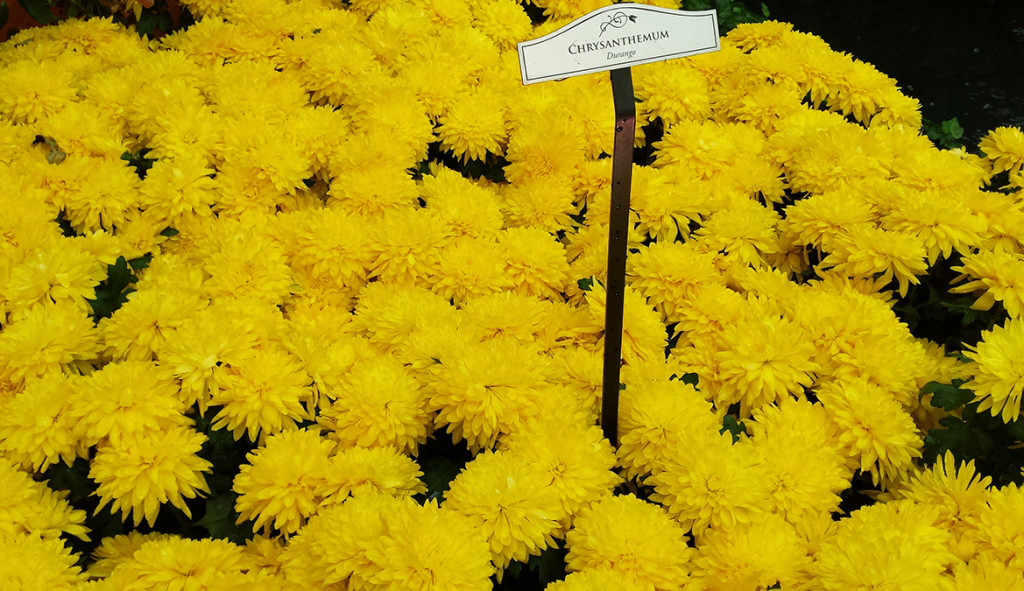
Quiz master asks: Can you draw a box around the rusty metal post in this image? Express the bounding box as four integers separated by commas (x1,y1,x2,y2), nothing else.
601,67,636,447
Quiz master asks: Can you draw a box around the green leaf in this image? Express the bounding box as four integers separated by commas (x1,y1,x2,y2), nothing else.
1006,418,1024,443
419,455,463,502
923,414,995,463
527,543,567,586
87,256,141,321
721,415,747,443
942,117,964,140
577,277,594,292
137,12,160,37
923,117,965,149
0,1,10,31
920,380,975,411
678,372,699,386
21,0,56,24
120,149,155,179
503,561,523,581
43,457,95,504
196,493,251,544
127,254,152,272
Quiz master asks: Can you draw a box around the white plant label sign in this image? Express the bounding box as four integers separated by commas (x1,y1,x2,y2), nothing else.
517,3,720,85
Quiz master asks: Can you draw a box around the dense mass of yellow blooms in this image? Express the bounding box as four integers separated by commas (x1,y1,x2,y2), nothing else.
1,0,1024,589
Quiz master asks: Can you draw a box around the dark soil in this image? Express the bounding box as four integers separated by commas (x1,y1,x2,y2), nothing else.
764,0,1024,145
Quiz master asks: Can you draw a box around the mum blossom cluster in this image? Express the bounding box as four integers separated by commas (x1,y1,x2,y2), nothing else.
1,0,1024,588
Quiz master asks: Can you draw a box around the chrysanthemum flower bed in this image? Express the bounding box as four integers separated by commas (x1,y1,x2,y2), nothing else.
2,0,1024,588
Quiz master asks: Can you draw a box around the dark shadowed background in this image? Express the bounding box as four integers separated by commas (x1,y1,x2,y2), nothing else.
765,0,1024,145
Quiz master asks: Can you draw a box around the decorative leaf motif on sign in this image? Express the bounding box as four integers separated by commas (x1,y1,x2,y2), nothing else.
599,12,637,36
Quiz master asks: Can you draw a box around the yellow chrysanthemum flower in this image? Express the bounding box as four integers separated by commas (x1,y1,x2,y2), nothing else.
0,301,101,385
727,78,805,135
50,156,141,233
635,60,711,126
817,378,923,485
497,227,572,301
714,314,820,416
550,347,604,416
960,189,1024,252
437,87,508,163
99,289,205,362
86,532,175,579
616,378,719,480
627,241,724,324
693,200,781,268
811,500,957,591
693,513,812,590
430,236,512,305
583,283,667,365
951,248,1024,319
963,319,1024,423
672,283,746,346
785,126,889,194
420,167,505,239
202,231,295,306
67,360,189,447
630,168,716,243
104,536,250,590
964,482,1024,573
818,225,928,296
502,421,621,524
0,457,88,541
654,119,765,181
369,209,450,287
746,398,850,524
89,426,211,527
504,117,586,186
0,373,87,471
460,291,552,347
0,532,85,590
427,339,550,451
502,177,580,233
210,347,314,442
890,143,989,192
1,238,106,320
138,97,223,165
157,307,259,410
0,120,37,167
280,492,406,588
317,445,426,506
318,354,429,454
445,449,563,573
648,431,770,540
882,451,991,561
0,59,78,124
468,0,531,49
952,556,1024,591
565,494,693,591
137,154,218,225
233,428,333,535
781,189,878,251
362,500,495,591
881,188,985,262
352,282,456,354
979,126,1024,178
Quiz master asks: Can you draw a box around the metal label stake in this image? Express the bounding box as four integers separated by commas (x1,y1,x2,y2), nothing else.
517,4,720,446
602,68,636,446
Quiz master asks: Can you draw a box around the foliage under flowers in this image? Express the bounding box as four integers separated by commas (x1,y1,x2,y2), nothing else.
1,0,1024,589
